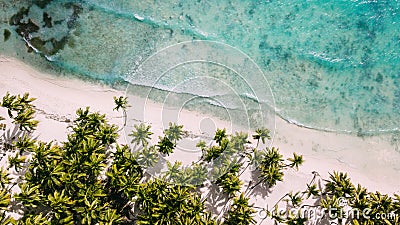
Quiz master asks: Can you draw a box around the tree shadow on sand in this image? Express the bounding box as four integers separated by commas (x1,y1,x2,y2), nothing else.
203,183,230,216
244,169,273,199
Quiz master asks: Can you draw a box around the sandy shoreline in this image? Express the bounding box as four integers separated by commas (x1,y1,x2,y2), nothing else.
0,56,399,217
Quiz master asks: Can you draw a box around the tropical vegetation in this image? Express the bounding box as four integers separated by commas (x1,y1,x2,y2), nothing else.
0,92,398,224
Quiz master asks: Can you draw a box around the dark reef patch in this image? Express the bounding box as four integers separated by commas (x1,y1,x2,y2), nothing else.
65,2,83,29
43,12,52,28
8,2,83,57
16,19,40,39
3,29,11,42
9,7,30,26
29,37,46,52
33,0,52,9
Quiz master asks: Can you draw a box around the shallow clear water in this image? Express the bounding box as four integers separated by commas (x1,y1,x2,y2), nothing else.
1,0,399,135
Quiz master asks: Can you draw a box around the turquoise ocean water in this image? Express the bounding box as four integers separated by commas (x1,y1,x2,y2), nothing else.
0,0,399,135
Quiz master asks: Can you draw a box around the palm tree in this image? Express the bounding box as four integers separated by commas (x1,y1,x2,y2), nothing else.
129,123,153,147
14,183,42,210
13,92,400,225
12,105,126,224
261,147,283,167
105,144,143,220
230,132,249,152
14,134,36,155
217,173,242,197
185,163,208,186
223,193,255,225
135,179,213,224
113,96,129,112
1,92,38,132
8,153,27,173
113,96,129,130
287,152,304,170
215,162,243,197
214,128,227,144
249,147,302,191
305,183,320,199
325,171,355,198
196,140,207,160
157,136,175,156
252,128,270,146
99,208,123,224
286,191,303,207
165,161,183,182
368,191,394,221
164,122,184,143
203,145,224,162
320,195,340,214
97,124,119,146
260,164,284,187
202,134,231,162
135,145,159,168
13,107,38,132
162,161,208,186
47,190,74,223
348,184,369,220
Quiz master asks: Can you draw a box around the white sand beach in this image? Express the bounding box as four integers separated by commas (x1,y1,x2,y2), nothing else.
0,56,399,221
